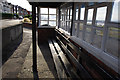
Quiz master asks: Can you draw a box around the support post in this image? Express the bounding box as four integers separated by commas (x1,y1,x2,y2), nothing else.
32,5,37,72
58,7,61,28
37,6,39,27
70,2,75,36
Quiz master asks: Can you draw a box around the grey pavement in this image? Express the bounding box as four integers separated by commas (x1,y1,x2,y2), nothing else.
1,19,23,29
2,26,57,78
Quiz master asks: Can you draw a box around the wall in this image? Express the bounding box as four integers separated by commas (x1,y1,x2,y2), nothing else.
2,24,23,49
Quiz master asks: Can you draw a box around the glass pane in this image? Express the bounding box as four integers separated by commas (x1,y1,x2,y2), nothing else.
49,15,56,20
74,23,78,36
92,29,103,48
79,23,83,39
80,7,85,20
84,27,91,43
49,21,56,26
41,21,48,25
105,27,120,57
40,8,48,14
111,2,119,23
70,8,72,16
70,16,72,20
49,8,56,14
66,21,69,27
79,23,83,31
67,9,70,20
96,7,107,27
67,9,69,15
76,6,79,20
41,15,48,20
87,9,94,25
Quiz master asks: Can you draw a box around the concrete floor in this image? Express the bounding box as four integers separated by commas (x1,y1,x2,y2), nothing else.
2,27,57,79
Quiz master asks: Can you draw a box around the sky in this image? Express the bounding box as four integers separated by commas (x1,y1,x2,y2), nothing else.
7,0,32,11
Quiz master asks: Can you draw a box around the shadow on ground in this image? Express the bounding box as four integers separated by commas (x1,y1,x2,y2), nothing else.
2,34,23,66
38,43,58,78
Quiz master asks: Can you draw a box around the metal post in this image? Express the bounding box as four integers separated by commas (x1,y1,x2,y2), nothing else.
32,5,37,72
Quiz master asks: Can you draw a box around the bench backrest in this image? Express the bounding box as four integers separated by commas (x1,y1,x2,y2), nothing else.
55,29,119,80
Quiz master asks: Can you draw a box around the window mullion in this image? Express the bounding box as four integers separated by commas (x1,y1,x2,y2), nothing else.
76,5,81,37
39,7,41,26
101,3,113,51
90,4,97,44
48,8,49,25
82,3,88,40
68,8,71,33
72,3,77,36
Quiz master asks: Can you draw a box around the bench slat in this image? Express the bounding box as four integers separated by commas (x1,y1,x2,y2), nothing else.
52,40,80,79
48,40,67,79
56,37,93,80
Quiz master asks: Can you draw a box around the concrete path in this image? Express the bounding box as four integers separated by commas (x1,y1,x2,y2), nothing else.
18,44,56,78
2,27,57,79
2,27,32,78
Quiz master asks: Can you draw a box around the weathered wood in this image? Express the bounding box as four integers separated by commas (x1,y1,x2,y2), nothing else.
70,2,75,36
56,36,93,80
55,30,118,79
52,40,80,79
38,28,55,44
48,40,67,79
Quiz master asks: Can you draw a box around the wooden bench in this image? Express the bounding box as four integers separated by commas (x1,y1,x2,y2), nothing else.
48,28,119,79
48,36,92,79
54,29,119,79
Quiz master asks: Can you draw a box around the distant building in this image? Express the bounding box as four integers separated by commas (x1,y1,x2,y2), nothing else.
1,0,31,17
0,1,2,13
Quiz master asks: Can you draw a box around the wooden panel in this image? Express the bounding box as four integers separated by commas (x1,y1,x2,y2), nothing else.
56,37,92,80
48,40,67,79
52,40,80,79
55,29,119,79
38,28,55,44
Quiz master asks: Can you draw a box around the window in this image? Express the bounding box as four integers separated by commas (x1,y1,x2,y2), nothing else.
49,15,56,20
92,29,103,48
41,15,48,20
80,5,85,20
71,2,119,73
96,7,107,27
40,8,56,26
41,21,48,25
74,23,78,36
49,21,56,26
105,27,120,57
111,2,119,23
40,8,48,14
87,9,94,25
75,6,79,20
84,27,91,43
78,23,83,39
49,8,56,14
59,6,72,33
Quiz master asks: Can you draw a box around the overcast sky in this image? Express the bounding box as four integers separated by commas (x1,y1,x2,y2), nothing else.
7,0,32,11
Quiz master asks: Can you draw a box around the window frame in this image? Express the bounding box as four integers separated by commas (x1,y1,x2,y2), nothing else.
39,7,57,27
71,2,119,73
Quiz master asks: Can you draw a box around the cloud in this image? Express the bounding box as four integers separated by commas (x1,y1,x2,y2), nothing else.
7,0,32,11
